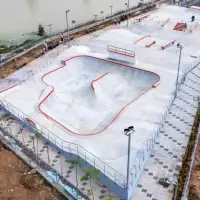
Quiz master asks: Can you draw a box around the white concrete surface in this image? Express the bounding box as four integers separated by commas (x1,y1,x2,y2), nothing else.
1,4,200,192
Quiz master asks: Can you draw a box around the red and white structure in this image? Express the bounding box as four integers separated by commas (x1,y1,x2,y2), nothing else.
107,45,137,64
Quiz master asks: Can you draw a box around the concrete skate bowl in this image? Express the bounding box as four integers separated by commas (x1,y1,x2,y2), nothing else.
39,55,160,136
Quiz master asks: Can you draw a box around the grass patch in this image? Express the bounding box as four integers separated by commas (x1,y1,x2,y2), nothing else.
175,100,200,199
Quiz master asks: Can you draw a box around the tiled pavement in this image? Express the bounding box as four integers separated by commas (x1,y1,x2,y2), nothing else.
132,66,200,200
0,115,117,200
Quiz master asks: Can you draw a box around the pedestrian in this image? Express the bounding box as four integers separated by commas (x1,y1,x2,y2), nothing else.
191,15,195,22
44,41,48,52
60,33,64,43
184,23,187,31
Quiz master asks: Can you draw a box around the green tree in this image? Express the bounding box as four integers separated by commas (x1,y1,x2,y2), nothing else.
37,24,45,36
66,157,82,199
81,168,101,200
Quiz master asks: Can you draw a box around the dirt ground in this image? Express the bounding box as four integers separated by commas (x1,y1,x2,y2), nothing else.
0,142,61,200
188,141,200,200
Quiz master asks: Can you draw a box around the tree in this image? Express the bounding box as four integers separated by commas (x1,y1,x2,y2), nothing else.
35,132,42,164
66,157,82,199
81,168,101,200
37,24,45,36
103,196,116,200
103,184,116,200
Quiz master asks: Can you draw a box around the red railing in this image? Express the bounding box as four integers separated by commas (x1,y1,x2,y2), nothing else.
191,23,199,32
161,40,176,50
107,45,135,58
91,73,108,90
146,41,156,48
134,35,151,45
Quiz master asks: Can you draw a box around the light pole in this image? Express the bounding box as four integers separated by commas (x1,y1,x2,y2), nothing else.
100,11,104,21
47,24,52,37
125,0,130,26
175,43,183,96
109,5,113,16
94,14,98,21
65,10,70,47
123,126,135,188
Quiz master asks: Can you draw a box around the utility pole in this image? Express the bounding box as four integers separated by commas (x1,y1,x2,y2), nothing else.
66,10,70,47
100,11,104,21
127,0,130,27
94,14,98,21
176,43,183,96
47,24,52,37
109,5,113,16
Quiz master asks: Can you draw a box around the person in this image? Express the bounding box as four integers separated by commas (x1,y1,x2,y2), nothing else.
184,23,187,31
191,15,195,22
60,33,64,43
44,41,48,52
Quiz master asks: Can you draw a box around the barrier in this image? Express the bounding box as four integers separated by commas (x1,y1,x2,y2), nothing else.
191,23,199,32
107,45,135,57
161,40,176,50
146,41,156,48
134,35,151,45
161,18,170,27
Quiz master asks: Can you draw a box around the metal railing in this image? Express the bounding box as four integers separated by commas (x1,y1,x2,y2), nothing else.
107,45,136,57
0,10,199,192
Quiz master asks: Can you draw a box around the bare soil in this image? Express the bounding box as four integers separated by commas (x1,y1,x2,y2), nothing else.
188,143,200,200
0,142,61,200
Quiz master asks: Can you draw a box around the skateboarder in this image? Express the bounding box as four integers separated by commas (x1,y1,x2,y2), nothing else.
184,23,187,31
191,15,195,22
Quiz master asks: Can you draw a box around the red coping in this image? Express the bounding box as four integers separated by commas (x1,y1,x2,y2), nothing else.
91,73,108,90
0,55,160,136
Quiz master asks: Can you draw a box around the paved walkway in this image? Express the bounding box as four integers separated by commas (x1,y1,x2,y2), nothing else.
0,113,117,200
132,66,200,200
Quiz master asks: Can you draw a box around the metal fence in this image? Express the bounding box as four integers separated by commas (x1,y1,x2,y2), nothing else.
0,0,161,66
0,14,200,192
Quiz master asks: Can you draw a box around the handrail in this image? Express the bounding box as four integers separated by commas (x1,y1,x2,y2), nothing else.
91,73,108,90
146,41,156,48
146,16,158,24
134,35,151,45
191,22,199,32
161,18,170,27
136,14,150,21
107,45,135,57
161,40,176,50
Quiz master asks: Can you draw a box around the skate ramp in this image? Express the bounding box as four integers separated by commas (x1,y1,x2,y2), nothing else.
38,56,160,136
